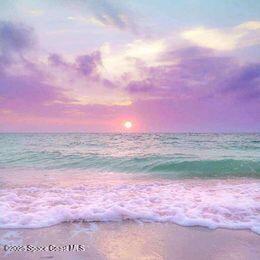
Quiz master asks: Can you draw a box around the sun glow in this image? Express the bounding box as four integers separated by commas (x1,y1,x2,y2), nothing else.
123,121,133,129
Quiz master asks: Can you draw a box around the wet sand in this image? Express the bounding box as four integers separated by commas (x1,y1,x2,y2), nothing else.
0,222,259,260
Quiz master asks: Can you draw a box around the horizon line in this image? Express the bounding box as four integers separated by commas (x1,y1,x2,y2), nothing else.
0,131,259,134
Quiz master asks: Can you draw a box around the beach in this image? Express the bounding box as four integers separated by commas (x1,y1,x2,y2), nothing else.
1,222,259,260
1,0,260,257
0,169,259,260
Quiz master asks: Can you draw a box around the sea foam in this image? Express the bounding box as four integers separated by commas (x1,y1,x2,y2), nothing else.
0,179,259,234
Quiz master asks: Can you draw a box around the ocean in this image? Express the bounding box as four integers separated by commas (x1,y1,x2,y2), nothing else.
0,133,259,233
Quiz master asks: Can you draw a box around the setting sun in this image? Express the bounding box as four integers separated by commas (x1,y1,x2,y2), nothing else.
123,121,133,129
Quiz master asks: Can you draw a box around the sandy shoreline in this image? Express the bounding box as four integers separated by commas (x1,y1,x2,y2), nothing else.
1,170,259,259
0,222,259,260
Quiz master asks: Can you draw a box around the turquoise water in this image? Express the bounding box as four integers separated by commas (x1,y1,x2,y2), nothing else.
0,133,259,178
0,133,259,231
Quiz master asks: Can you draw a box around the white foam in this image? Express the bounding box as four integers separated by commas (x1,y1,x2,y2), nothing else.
0,179,259,234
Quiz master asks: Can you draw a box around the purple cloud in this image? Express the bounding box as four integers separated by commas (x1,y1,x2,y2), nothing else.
48,51,102,77
0,21,35,65
0,73,71,114
223,63,260,100
76,51,101,76
48,53,67,67
0,21,70,115
126,47,260,103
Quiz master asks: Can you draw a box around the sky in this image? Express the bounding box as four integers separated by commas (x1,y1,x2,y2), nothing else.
0,0,259,132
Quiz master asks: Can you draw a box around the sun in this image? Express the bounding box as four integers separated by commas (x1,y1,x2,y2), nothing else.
123,121,133,129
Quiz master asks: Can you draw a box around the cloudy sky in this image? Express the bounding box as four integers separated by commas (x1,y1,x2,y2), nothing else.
0,0,259,132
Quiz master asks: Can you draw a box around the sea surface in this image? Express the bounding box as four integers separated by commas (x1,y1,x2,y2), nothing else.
0,133,259,233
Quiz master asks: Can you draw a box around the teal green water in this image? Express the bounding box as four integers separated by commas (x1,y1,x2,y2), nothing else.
0,133,260,232
0,133,259,178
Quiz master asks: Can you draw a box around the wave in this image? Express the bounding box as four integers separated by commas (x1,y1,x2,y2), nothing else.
148,159,260,178
0,179,259,234
1,151,259,178
1,133,259,178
